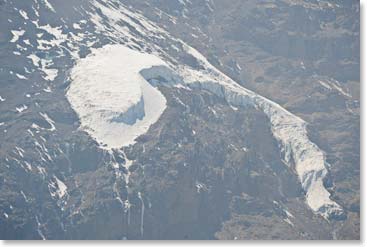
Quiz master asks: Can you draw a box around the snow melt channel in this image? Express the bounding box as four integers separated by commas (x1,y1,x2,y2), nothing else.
66,45,167,149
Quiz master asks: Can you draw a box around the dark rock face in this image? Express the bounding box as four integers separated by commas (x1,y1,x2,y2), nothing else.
0,0,359,240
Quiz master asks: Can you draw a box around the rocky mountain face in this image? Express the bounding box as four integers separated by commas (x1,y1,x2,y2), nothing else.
0,0,359,240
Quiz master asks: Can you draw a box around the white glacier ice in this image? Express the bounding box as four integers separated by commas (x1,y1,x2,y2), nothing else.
173,44,344,220
66,45,167,149
126,43,344,219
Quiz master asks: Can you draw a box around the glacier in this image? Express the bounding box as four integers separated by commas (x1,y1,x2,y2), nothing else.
64,0,344,219
127,49,345,220
66,43,343,219
175,47,344,220
66,45,167,149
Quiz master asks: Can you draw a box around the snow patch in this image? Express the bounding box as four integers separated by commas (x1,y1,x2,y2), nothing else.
19,10,29,20
49,176,67,199
16,73,27,80
317,78,352,98
39,112,56,131
284,218,294,226
28,53,58,81
73,23,81,29
43,87,52,93
24,39,31,46
10,30,25,43
16,104,28,113
41,0,55,12
54,176,67,198
27,54,40,66
15,147,25,158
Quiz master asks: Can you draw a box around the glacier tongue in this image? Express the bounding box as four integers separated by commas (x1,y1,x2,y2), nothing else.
173,45,344,220
134,44,344,219
66,45,167,149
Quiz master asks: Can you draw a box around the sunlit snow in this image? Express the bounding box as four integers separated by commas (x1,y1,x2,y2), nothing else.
10,30,25,43
66,45,167,149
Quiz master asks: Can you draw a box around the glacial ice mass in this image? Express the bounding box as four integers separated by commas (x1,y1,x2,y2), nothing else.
175,45,344,219
66,45,167,149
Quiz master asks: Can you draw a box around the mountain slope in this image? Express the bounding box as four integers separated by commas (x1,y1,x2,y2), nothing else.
0,0,359,240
